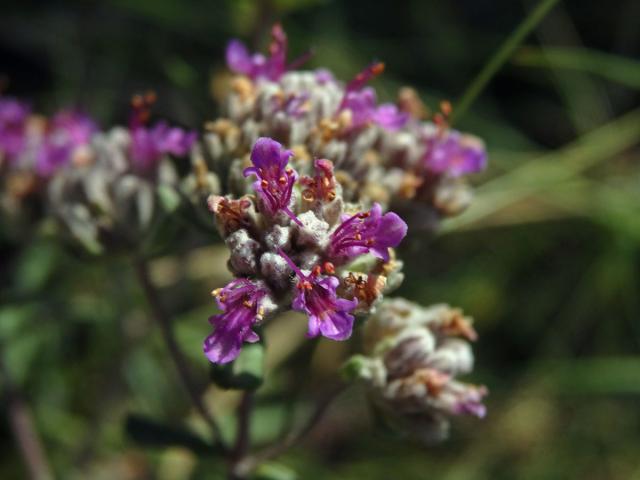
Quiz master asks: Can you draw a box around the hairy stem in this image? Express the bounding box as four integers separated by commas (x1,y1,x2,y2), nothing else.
0,349,54,480
452,0,560,123
133,257,227,453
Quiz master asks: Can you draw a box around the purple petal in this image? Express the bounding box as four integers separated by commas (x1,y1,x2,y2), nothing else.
306,313,321,338
371,211,408,261
318,309,355,341
249,137,292,170
203,325,243,364
226,40,254,75
315,69,335,84
373,103,409,130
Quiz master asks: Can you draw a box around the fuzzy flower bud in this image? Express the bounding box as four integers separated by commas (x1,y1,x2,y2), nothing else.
346,298,487,442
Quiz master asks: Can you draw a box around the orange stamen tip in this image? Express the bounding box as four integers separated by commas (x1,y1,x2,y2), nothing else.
323,262,335,274
372,62,385,75
145,91,157,104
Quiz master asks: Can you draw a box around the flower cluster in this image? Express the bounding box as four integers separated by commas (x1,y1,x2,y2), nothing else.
0,96,98,224
46,93,196,253
0,97,97,178
344,297,487,442
204,137,407,363
195,24,487,231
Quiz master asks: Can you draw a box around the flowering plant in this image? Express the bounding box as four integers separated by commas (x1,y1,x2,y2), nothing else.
0,22,489,480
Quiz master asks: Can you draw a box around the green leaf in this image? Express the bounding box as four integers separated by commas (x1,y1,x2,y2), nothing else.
253,462,298,480
125,414,215,455
210,342,265,390
14,240,60,294
514,47,640,90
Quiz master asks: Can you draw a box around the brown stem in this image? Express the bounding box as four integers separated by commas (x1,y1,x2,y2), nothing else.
228,391,254,480
133,257,227,453
0,351,54,480
234,383,346,477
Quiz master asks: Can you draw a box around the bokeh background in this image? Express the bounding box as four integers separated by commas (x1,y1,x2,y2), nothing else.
1,0,640,478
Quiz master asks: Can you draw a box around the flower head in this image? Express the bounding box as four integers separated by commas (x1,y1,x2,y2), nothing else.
279,249,357,341
36,110,97,176
243,137,299,223
329,203,407,263
0,97,31,164
204,279,270,364
423,130,487,177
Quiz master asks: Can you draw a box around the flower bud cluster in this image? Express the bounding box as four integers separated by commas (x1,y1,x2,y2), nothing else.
196,24,487,230
204,137,408,364
46,93,196,252
345,297,487,442
1,93,196,250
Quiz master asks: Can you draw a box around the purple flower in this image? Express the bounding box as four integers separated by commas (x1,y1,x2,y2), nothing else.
314,69,335,84
423,130,487,177
329,203,407,263
337,63,408,131
130,121,196,171
226,24,309,81
243,137,300,224
204,279,269,364
372,103,410,130
0,97,31,164
36,110,98,177
279,249,358,341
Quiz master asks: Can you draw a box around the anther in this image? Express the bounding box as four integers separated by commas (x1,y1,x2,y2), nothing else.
371,62,385,75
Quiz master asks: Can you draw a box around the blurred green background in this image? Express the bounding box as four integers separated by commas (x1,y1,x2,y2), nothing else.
1,0,640,479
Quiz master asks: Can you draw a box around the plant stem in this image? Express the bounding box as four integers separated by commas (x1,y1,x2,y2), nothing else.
0,349,54,480
234,383,346,477
452,0,561,123
229,391,255,480
133,257,227,453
